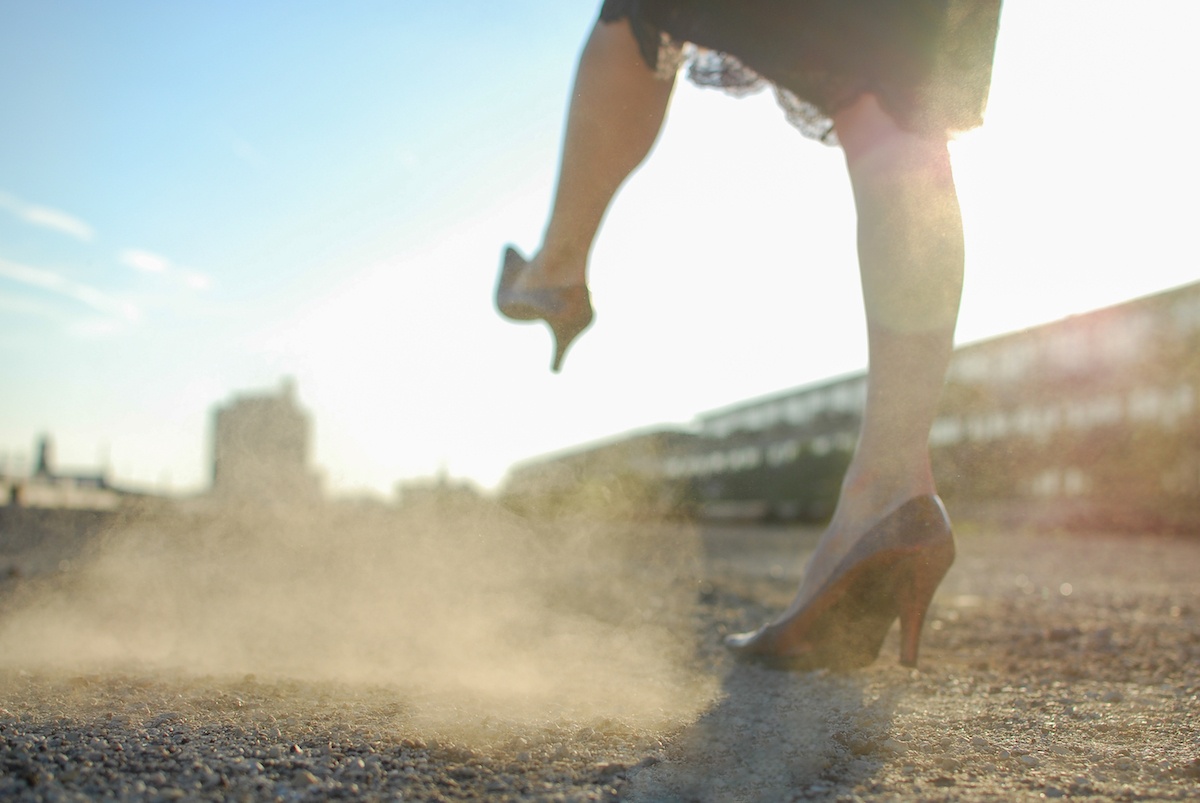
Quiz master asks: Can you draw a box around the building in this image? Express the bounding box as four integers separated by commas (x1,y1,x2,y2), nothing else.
1,434,119,510
210,378,321,501
930,280,1200,526
502,281,1200,528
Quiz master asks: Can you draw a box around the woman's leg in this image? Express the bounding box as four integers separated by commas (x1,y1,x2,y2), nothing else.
522,17,675,289
786,94,964,610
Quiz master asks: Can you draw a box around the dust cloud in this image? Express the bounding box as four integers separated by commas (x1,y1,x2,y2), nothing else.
0,497,716,741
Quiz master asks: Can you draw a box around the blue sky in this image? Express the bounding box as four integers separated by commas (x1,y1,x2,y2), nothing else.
2,2,1198,496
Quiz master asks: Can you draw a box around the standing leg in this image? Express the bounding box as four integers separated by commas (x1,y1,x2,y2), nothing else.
785,94,964,612
522,17,675,289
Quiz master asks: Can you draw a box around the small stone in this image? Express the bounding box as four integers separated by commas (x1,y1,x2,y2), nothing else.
1019,755,1040,768
1101,689,1124,703
882,738,908,755
1045,786,1065,798
594,762,626,779
1045,627,1078,642
940,757,962,772
970,736,989,749
845,736,879,756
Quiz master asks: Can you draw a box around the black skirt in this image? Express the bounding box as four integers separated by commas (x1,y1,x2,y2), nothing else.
599,0,1002,142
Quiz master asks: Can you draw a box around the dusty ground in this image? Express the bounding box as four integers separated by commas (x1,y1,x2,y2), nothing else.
1,506,1199,801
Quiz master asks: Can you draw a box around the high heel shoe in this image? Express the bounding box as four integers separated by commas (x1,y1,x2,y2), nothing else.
725,495,955,671
495,246,594,373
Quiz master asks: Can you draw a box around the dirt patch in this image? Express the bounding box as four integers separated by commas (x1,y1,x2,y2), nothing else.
1,506,1198,800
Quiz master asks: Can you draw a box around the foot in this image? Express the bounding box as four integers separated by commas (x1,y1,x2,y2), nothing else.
727,494,954,670
510,248,587,292
495,246,594,372
779,470,937,624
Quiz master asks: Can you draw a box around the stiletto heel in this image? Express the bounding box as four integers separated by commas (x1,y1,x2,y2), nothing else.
897,534,955,666
726,495,954,671
495,246,594,373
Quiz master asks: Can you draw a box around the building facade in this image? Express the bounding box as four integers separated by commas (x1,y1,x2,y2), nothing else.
502,281,1200,528
210,379,321,501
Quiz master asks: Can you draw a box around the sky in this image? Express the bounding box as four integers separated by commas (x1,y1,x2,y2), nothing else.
1,1,1197,497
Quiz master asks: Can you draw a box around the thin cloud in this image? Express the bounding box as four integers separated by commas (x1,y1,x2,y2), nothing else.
119,248,171,273
0,257,139,324
0,290,70,324
0,190,95,241
118,247,211,291
183,272,212,290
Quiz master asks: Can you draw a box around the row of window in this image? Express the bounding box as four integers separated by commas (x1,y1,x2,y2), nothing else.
699,378,867,438
696,285,1200,443
662,431,858,478
665,380,1195,479
931,383,1195,445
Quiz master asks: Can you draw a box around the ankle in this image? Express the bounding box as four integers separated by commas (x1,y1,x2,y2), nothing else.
531,245,588,286
830,462,935,532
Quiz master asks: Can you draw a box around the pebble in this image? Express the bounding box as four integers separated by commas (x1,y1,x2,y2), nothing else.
1019,755,1040,768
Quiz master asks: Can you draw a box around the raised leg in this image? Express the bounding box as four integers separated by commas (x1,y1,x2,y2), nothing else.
523,17,675,289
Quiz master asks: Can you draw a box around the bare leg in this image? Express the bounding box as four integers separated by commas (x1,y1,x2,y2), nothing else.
522,18,675,289
784,94,963,612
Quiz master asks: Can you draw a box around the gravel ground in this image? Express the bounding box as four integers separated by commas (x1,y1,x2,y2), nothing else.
1,506,1199,801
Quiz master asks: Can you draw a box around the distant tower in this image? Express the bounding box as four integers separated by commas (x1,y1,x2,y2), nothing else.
34,435,55,478
210,378,320,500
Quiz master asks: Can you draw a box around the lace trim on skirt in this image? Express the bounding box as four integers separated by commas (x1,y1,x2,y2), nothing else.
639,29,853,144
684,48,840,143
